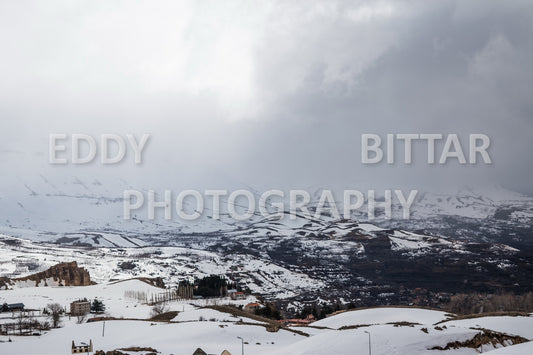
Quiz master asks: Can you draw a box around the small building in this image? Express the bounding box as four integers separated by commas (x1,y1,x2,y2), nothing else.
70,300,91,316
244,302,260,312
230,292,245,300
192,348,207,355
279,314,315,326
221,351,232,355
3,303,25,312
71,340,93,354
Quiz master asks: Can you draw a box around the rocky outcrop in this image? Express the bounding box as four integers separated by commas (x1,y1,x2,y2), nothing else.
13,261,92,287
0,277,14,290
137,276,165,289
430,329,528,350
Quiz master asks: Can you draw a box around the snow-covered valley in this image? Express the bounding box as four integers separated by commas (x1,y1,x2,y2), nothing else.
1,280,532,355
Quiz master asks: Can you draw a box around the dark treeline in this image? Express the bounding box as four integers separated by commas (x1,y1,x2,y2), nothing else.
254,302,282,320
194,275,231,298
296,302,346,320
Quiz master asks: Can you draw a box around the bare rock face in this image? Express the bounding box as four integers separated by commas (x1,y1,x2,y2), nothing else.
0,277,14,290
136,276,165,289
14,261,92,287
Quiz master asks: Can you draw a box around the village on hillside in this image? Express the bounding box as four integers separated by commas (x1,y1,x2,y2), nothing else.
1,260,532,354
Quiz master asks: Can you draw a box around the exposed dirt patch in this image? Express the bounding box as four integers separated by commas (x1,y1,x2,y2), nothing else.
149,311,179,322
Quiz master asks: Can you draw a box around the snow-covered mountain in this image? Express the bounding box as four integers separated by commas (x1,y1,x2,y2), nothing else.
1,173,532,308
0,175,532,353
2,173,532,247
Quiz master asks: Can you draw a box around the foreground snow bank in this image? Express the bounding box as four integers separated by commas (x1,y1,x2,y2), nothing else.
484,341,533,354
0,320,301,355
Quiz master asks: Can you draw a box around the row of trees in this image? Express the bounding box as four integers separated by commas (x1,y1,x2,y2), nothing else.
126,275,234,305
447,292,533,314
1,312,51,336
125,283,195,305
1,302,66,335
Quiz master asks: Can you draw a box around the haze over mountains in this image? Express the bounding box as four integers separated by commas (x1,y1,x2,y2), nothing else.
1,172,532,246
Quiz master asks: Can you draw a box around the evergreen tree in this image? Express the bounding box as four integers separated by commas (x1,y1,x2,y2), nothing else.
91,299,106,313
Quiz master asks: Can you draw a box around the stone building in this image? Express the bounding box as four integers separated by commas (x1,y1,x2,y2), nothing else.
71,340,93,353
70,300,91,316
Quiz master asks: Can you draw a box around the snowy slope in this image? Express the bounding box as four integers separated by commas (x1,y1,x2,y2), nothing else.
272,324,483,355
484,341,533,354
311,307,451,329
273,308,533,355
0,320,301,355
0,279,167,319
1,285,531,355
443,315,533,340
0,235,323,299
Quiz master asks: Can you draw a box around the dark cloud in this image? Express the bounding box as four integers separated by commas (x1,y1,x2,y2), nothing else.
0,0,532,195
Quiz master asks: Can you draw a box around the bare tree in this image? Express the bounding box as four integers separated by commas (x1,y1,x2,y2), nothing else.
16,312,26,335
39,320,51,332
46,303,63,328
76,313,87,324
150,302,168,317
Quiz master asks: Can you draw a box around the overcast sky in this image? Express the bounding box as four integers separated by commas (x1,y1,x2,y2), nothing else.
1,0,532,195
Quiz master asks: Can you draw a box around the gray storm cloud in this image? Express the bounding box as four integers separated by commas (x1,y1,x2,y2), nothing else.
1,0,532,195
